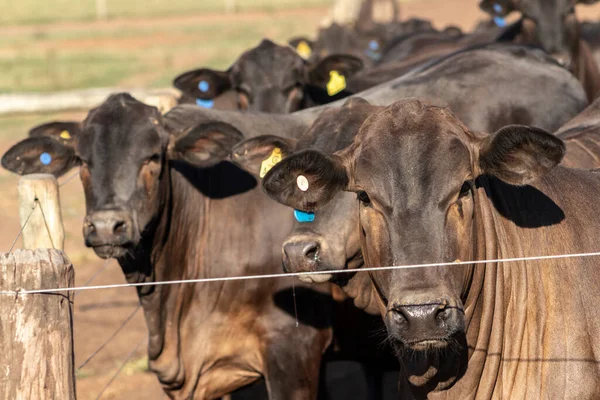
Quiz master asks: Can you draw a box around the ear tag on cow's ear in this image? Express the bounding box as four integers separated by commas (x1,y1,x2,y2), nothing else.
369,40,380,51
294,209,315,223
296,41,312,59
198,80,210,93
259,147,283,178
492,3,506,27
196,98,214,109
327,70,346,97
59,130,71,140
40,152,52,165
297,175,309,191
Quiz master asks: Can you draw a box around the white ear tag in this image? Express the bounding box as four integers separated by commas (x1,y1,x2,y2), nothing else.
297,175,309,191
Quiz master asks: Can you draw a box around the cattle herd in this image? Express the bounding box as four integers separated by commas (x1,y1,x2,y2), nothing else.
4,0,600,399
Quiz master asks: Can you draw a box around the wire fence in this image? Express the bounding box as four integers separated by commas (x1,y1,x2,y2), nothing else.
3,172,147,400
6,169,600,399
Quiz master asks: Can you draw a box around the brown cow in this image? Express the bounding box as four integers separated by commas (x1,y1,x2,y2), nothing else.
261,99,600,398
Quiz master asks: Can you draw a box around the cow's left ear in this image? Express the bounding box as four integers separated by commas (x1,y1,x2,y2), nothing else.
262,149,349,212
479,125,565,186
173,68,232,100
479,0,515,16
170,122,244,168
231,135,297,179
307,55,364,88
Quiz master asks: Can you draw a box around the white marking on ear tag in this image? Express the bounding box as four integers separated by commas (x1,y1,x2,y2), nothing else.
297,175,309,191
327,70,346,96
259,147,283,178
59,130,71,140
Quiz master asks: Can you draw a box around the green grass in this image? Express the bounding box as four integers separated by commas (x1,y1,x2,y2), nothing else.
0,7,327,93
0,0,332,26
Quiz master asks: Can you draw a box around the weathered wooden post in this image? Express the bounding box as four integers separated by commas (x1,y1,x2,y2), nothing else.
0,250,76,399
0,174,75,399
18,174,65,251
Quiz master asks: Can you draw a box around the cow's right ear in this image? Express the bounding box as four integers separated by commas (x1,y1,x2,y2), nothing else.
2,136,80,177
173,68,232,100
231,135,297,179
479,0,515,16
29,121,82,144
170,122,244,168
262,149,348,212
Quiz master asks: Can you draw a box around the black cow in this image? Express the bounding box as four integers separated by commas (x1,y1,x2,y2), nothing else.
480,0,600,100
173,39,363,114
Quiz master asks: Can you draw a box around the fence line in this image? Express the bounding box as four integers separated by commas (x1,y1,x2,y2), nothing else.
2,251,600,296
94,337,146,400
8,201,38,253
77,304,142,371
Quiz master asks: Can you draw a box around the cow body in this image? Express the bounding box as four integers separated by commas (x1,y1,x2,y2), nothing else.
480,0,600,100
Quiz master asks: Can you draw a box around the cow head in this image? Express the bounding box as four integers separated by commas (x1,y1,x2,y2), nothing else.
173,39,363,113
480,0,600,69
1,93,243,259
231,98,379,284
259,99,564,388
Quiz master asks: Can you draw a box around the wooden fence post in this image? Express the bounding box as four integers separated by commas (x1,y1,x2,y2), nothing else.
0,249,76,399
18,174,65,251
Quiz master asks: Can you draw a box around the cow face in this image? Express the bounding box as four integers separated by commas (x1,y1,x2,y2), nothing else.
231,99,377,284
480,0,600,69
1,93,243,259
260,100,564,366
173,39,363,113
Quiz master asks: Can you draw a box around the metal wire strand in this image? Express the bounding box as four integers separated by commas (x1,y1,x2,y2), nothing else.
8,201,38,254
77,304,141,371
95,337,146,400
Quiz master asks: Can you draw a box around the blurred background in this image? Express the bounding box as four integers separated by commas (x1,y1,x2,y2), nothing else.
0,1,599,399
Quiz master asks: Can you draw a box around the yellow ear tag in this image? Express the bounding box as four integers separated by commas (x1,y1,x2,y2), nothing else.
59,130,71,140
296,41,312,59
327,70,346,97
259,147,283,178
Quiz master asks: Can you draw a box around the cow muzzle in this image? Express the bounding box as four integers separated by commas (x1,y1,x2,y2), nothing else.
282,237,333,283
386,299,465,351
83,209,135,258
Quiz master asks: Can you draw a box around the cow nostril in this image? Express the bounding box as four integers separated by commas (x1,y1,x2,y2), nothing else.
302,243,319,260
436,306,450,323
113,220,127,235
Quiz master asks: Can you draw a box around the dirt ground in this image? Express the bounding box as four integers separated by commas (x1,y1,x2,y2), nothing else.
2,1,600,399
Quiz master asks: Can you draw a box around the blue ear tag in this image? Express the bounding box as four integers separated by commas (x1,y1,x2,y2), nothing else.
294,209,315,223
492,3,506,27
40,152,52,165
198,80,210,93
196,98,214,109
369,40,379,51
493,16,507,27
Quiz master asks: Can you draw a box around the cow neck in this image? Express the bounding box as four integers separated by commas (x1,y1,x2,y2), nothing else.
432,181,530,399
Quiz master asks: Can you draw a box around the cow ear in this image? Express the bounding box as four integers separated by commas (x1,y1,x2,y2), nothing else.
479,0,515,16
231,135,297,179
289,37,315,59
173,69,232,100
29,121,82,144
479,125,565,186
170,122,244,168
2,136,80,177
307,54,364,88
262,149,348,212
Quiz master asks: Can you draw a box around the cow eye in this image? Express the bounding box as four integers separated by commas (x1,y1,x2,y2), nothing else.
145,154,160,164
459,181,472,198
357,190,371,205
